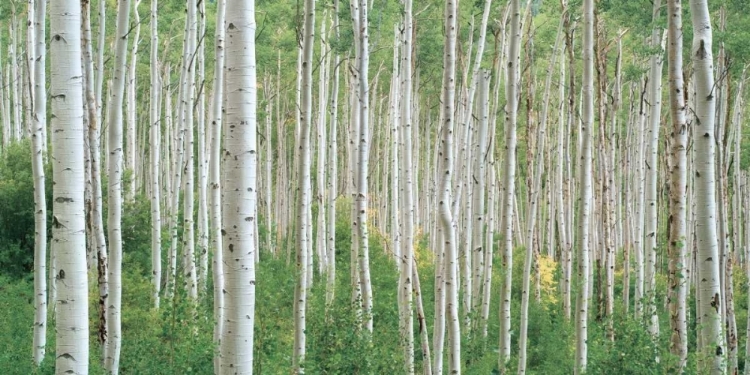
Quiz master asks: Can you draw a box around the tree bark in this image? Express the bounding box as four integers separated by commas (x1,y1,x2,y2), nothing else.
690,0,725,372
105,0,131,372
51,0,89,372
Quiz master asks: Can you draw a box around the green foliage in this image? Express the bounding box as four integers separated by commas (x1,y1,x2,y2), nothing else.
0,140,51,279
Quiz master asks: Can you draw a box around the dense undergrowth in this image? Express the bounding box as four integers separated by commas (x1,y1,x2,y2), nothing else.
1,140,748,374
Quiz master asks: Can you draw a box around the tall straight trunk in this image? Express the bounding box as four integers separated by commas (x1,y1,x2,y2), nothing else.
399,0,415,371
219,1,257,372
644,0,663,337
439,0,460,371
292,0,314,370
690,0,725,372
51,0,89,372
325,0,340,306
149,0,161,309
82,0,109,358
315,12,329,278
351,0,374,334
667,1,687,366
9,9,21,142
105,0,131,372
471,71,490,319
575,0,594,373
125,0,141,201
96,0,105,130
30,0,47,365
197,0,209,292
210,1,226,372
500,0,521,369
182,0,199,301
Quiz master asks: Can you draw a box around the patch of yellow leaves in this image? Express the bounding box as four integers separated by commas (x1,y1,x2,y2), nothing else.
537,254,558,307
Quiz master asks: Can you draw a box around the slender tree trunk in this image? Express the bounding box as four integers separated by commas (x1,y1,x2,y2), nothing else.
105,0,131,372
196,0,209,293
575,0,594,373
182,0,199,301
666,2,688,368
149,0,161,309
644,0,664,337
292,0,314,370
325,0,340,306
125,0,141,201
30,0,47,365
439,0,460,371
499,0,520,369
210,1,226,372
82,0,109,359
690,0,725,372
51,0,89,372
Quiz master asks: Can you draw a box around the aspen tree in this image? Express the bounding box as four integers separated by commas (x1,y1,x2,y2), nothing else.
575,0,594,372
51,0,89,372
690,0,725,372
182,0,199,301
30,0,47,365
667,0,688,365
500,0,521,367
293,0,314,370
210,1,226,371
96,0,105,128
150,0,162,308
326,0,341,306
315,11,329,279
220,1,257,372
82,0,110,357
644,0,663,337
125,0,141,201
398,0,416,370
351,0,374,333
438,0,461,372
105,0,131,371
197,0,209,292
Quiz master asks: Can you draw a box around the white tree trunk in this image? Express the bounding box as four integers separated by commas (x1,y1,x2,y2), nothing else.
219,2,257,373
182,0,199,301
500,0,520,368
125,0,141,201
644,1,663,337
292,0,314,370
210,1,226,372
197,0,209,292
325,0,340,306
575,0,594,372
51,0,89,372
690,0,725,372
149,0,162,309
105,0,131,372
666,1,688,368
30,0,47,366
439,0,460,371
